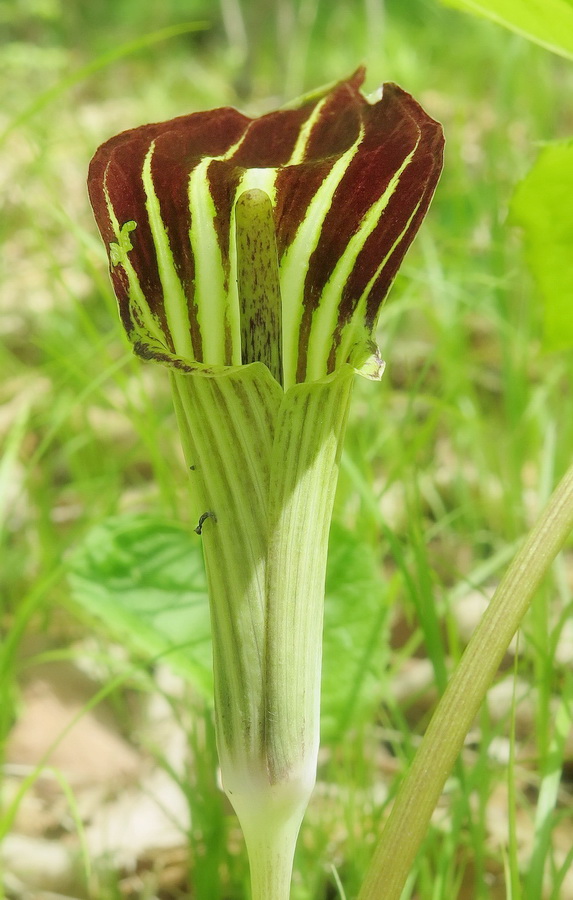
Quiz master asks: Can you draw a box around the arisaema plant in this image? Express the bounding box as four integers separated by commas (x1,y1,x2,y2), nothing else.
87,69,444,898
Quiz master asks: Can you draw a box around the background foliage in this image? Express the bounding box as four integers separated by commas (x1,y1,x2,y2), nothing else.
1,1,573,898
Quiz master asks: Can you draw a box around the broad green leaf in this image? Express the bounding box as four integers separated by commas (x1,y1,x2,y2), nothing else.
68,513,213,694
440,0,573,60
68,512,389,739
510,140,573,351
322,522,390,743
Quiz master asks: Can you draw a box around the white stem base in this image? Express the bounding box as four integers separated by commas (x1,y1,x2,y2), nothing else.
225,771,315,900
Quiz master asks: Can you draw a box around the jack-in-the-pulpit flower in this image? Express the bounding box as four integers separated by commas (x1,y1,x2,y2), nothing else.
88,69,443,899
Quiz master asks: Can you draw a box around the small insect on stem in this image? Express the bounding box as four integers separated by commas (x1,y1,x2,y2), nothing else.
194,511,217,535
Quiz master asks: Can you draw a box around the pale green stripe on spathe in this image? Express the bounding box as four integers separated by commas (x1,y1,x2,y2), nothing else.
188,159,240,366
141,143,195,361
222,123,253,162
103,172,164,347
335,191,428,375
288,96,328,166
304,138,420,382
278,132,364,389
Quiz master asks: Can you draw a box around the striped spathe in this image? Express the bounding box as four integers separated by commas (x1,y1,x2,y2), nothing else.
88,68,444,389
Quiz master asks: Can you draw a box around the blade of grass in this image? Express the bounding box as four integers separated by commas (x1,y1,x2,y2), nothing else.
0,22,209,145
0,665,143,840
0,568,64,722
357,458,573,900
0,405,30,547
524,675,573,897
507,641,522,900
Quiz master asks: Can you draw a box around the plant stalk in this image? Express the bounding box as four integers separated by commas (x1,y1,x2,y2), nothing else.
358,459,573,900
230,777,312,900
170,364,354,899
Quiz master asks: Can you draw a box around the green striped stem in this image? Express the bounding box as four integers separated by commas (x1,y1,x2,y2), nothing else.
170,363,354,899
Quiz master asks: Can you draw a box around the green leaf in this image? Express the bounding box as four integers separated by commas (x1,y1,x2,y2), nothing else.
67,513,213,694
322,522,390,743
67,511,389,741
510,139,573,352
440,0,573,60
